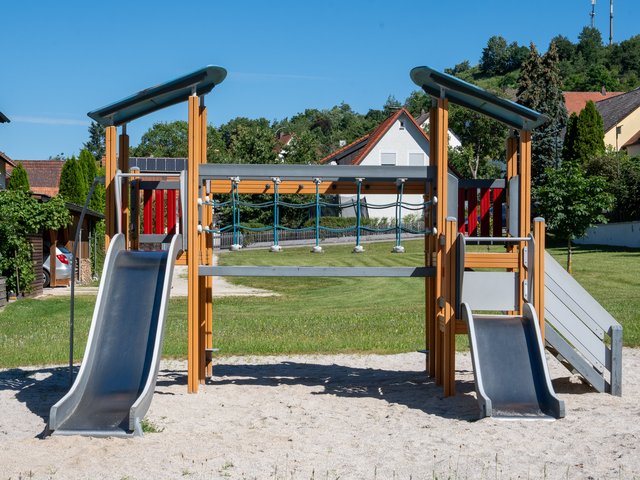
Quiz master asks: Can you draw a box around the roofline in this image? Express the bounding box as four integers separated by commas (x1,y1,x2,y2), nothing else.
0,151,16,167
0,111,9,123
88,65,227,127
350,108,430,166
410,66,548,130
318,135,370,164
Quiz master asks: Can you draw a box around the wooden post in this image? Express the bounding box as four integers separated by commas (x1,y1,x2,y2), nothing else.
518,130,532,311
119,127,129,247
533,218,546,339
443,217,457,396
432,98,449,387
187,95,202,393
104,126,118,251
198,101,209,383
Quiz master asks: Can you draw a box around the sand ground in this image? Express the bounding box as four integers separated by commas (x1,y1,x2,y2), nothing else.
1,349,639,480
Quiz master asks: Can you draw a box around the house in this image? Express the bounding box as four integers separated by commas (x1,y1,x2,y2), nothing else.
564,89,640,156
6,159,65,197
319,108,430,220
275,132,294,161
415,110,462,148
0,152,15,190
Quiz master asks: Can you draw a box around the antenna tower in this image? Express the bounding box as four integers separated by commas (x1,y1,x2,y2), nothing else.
609,0,614,45
591,0,596,28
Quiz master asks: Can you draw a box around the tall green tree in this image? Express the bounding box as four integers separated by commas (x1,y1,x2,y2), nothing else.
517,42,568,187
131,121,188,157
58,157,87,204
536,161,613,273
7,163,30,193
448,104,508,179
84,122,106,161
562,113,579,163
573,100,605,164
78,149,98,189
229,124,278,164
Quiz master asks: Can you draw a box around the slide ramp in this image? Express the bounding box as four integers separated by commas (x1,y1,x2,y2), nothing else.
544,251,622,395
49,233,181,436
462,303,565,419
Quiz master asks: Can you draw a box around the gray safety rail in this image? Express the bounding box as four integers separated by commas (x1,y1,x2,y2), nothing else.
458,234,565,419
543,251,622,396
49,233,181,437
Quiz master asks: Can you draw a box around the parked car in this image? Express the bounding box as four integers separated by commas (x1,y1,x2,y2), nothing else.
43,245,73,288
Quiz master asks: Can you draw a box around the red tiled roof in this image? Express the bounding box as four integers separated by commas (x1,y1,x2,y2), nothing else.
563,91,624,116
6,160,65,196
319,108,429,165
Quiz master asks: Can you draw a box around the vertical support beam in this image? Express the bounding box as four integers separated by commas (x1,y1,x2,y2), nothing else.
187,95,202,393
118,127,129,247
519,130,532,311
199,100,212,380
104,126,118,251
130,173,140,251
443,217,457,397
143,190,153,234
533,218,546,339
492,188,504,237
432,98,449,387
480,188,491,237
425,185,436,377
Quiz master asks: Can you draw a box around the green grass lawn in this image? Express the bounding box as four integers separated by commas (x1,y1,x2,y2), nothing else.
0,239,638,368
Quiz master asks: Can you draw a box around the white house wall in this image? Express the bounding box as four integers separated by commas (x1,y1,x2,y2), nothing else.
341,114,430,220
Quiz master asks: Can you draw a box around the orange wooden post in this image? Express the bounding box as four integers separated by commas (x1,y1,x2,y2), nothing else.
518,130,532,311
187,95,202,393
198,101,209,383
443,217,457,396
533,218,546,339
104,126,118,251
118,127,130,247
431,98,449,388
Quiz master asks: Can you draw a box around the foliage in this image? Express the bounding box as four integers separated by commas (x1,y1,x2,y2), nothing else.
131,121,189,158
585,151,640,222
517,42,568,188
448,145,501,179
535,161,614,272
479,36,529,76
280,131,320,164
229,123,278,164
562,113,579,162
84,122,105,161
90,219,106,278
448,104,508,177
0,191,70,294
7,162,30,193
58,156,87,205
572,100,605,163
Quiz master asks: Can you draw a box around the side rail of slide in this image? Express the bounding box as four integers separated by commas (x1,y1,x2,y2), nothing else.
544,251,622,396
463,302,565,419
49,233,181,436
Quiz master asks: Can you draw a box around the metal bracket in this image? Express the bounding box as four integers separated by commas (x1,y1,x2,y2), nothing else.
522,280,529,302
523,246,528,268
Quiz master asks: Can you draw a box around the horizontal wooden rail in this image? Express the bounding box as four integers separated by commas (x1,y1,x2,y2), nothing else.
464,252,519,269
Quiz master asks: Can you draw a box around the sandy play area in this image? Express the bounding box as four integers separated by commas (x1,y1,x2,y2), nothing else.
1,349,639,479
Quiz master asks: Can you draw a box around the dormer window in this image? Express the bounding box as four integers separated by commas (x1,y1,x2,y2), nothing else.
399,120,405,130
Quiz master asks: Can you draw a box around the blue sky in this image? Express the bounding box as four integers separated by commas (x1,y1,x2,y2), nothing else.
2,0,639,159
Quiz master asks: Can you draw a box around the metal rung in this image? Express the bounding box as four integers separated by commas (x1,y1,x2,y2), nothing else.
199,266,435,278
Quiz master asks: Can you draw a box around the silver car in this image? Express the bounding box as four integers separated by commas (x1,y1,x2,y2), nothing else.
43,245,73,287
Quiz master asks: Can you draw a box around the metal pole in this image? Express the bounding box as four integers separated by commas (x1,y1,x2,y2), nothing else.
69,176,104,387
353,178,364,253
270,177,282,252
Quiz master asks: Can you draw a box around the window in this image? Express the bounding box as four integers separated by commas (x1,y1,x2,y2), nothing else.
399,120,405,130
380,152,396,166
409,152,425,166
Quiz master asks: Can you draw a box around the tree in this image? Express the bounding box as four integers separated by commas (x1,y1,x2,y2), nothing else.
0,191,70,294
573,101,605,164
562,113,579,163
281,131,320,165
7,163,30,193
131,121,188,157
229,124,278,164
448,145,501,179
577,26,604,65
517,42,568,188
448,104,508,178
536,161,613,273
84,122,105,161
58,157,87,204
585,150,640,222
480,36,510,76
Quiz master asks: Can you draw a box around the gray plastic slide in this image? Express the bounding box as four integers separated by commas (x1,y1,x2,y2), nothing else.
49,233,181,436
462,303,565,420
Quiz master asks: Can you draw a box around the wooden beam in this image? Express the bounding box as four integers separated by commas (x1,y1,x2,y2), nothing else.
118,130,129,247
443,218,457,397
518,130,532,311
207,180,429,195
187,95,201,393
104,126,118,251
464,252,519,269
